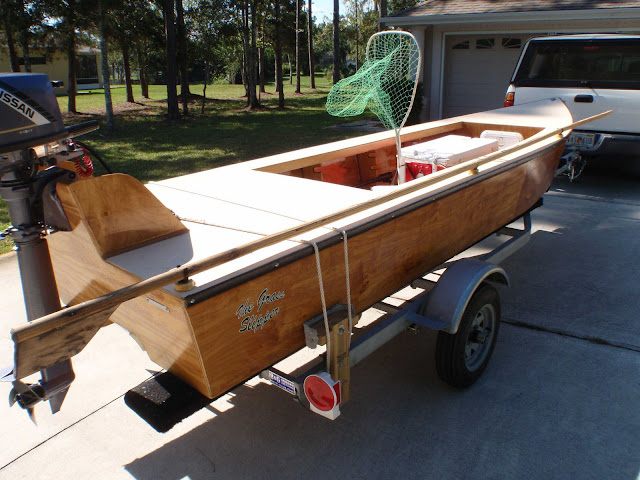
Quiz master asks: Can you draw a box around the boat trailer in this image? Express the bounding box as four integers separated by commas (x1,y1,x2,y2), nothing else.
260,213,531,420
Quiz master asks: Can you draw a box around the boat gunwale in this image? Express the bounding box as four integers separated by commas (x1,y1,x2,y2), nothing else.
242,117,539,176
182,134,567,306
232,101,570,176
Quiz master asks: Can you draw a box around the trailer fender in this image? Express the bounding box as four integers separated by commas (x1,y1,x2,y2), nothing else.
419,258,509,334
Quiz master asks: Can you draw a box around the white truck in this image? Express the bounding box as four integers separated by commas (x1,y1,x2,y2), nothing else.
504,34,640,178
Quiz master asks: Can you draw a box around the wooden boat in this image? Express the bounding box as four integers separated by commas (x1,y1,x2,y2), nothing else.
10,99,594,401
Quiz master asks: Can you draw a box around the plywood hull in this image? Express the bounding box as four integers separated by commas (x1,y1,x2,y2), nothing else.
32,100,576,399
185,143,563,398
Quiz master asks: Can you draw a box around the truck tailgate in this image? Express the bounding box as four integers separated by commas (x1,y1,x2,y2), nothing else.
515,86,640,134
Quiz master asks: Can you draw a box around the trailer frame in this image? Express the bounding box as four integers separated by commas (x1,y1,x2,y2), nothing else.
260,210,533,419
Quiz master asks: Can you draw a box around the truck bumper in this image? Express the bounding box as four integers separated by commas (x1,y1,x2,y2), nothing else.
570,130,640,158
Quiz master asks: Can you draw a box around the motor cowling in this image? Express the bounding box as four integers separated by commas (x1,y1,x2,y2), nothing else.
0,73,67,155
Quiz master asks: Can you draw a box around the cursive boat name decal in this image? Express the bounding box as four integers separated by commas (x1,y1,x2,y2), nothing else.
237,288,285,333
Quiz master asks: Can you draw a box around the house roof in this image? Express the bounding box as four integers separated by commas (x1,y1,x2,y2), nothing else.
394,0,640,17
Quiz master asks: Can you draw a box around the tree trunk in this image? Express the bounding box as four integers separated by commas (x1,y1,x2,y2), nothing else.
307,0,315,89
288,54,292,85
295,0,301,93
121,41,134,103
241,1,259,109
249,1,260,108
240,3,248,98
99,0,114,131
3,9,20,72
355,4,359,70
332,0,340,83
241,54,248,97
274,0,284,107
162,0,180,121
379,0,387,31
67,0,77,113
201,62,209,114
274,56,278,92
136,45,149,99
175,0,189,115
19,0,31,72
258,46,266,93
19,27,30,71
21,43,31,72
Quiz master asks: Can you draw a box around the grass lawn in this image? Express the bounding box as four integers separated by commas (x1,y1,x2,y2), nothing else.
0,75,376,254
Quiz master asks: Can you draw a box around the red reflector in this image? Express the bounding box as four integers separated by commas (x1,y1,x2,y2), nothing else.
304,373,339,412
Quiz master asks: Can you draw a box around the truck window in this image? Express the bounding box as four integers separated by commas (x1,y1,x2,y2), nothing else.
513,39,640,89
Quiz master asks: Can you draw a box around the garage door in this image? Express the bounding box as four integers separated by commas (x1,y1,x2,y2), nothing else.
442,34,538,118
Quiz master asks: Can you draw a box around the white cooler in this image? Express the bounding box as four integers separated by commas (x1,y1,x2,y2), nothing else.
401,135,499,179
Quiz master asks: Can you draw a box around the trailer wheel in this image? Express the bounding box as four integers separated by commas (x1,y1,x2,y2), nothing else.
435,284,500,388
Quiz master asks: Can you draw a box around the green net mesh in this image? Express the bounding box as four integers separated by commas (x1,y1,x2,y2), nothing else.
326,31,421,131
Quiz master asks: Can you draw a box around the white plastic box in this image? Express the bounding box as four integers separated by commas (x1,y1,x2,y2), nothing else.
480,130,524,150
401,134,499,175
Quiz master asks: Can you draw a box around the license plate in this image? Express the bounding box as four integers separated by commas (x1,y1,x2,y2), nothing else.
268,371,297,395
567,132,595,148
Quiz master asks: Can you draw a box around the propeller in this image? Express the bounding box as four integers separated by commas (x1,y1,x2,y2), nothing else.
9,380,44,424
4,360,75,423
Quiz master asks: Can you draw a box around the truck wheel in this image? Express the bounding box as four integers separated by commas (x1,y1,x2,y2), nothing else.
435,284,500,388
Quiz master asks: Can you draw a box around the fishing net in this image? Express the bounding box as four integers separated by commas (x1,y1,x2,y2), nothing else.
326,31,421,183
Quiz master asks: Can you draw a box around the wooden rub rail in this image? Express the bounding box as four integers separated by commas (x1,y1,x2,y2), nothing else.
10,111,612,380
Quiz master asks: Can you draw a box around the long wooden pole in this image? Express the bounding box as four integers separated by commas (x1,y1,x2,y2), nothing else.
12,111,611,343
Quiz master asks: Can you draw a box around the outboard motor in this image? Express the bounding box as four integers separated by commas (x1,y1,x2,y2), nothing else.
0,73,98,419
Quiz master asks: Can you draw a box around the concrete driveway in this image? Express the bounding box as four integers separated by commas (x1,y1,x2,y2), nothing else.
1,168,639,480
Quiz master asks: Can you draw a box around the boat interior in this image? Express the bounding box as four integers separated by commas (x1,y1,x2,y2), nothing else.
259,119,541,189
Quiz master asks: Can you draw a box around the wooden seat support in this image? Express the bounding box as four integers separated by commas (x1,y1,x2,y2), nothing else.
56,173,188,258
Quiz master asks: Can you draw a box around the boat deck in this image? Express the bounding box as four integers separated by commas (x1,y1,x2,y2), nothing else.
110,170,377,298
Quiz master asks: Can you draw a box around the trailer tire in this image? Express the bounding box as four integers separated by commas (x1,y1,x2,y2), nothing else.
435,284,500,388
